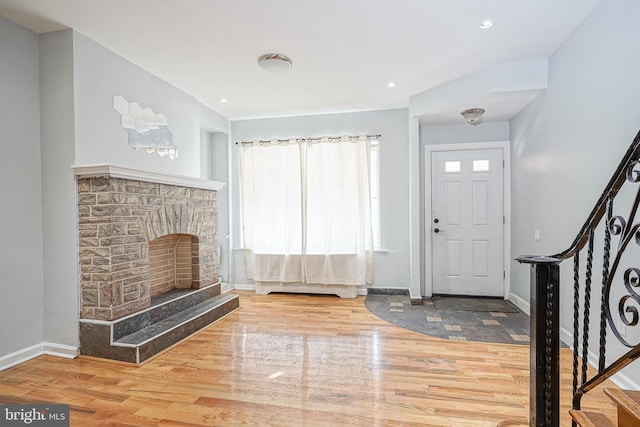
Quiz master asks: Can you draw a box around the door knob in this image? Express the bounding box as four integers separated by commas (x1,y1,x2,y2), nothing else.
434,228,440,233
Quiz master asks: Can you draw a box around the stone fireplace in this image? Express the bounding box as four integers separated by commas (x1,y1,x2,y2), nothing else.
73,164,225,321
73,165,238,364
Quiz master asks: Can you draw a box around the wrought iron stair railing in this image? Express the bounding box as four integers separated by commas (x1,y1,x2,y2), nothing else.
516,130,640,427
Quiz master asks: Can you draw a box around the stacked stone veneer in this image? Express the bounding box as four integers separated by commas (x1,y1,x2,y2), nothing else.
77,176,218,321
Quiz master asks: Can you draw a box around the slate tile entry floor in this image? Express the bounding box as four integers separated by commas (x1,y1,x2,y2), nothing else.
365,293,530,345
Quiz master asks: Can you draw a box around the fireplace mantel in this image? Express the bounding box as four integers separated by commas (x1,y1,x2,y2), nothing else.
71,163,225,191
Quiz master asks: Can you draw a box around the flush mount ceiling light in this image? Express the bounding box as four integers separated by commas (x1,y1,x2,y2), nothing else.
461,108,485,126
258,53,292,72
480,19,494,29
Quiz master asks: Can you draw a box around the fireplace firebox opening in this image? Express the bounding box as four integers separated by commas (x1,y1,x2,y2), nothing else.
149,233,199,297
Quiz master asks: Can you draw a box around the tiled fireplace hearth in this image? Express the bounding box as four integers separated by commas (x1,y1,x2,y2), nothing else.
73,164,239,364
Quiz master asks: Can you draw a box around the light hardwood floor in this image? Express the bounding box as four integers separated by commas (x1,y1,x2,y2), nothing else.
0,291,618,426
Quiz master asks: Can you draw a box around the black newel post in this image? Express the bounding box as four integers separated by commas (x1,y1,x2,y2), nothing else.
517,256,561,427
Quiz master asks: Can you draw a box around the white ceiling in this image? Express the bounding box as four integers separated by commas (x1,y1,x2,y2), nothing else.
0,0,602,123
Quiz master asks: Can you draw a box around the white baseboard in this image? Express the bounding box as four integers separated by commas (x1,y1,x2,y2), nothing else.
0,343,43,371
560,327,640,391
612,369,640,390
232,283,255,291
231,283,369,297
507,295,639,390
43,342,78,359
508,292,530,315
0,342,78,371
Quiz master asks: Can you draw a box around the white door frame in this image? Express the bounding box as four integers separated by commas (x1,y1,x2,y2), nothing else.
424,140,511,298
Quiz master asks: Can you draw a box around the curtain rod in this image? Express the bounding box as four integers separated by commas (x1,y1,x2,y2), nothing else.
235,134,381,146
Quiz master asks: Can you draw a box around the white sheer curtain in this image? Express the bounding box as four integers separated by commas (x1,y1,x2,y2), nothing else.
239,135,374,287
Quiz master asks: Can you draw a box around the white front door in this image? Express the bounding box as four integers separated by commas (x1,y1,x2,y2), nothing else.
431,148,504,296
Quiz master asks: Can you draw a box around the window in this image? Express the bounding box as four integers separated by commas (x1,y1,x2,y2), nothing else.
239,138,382,250
370,138,381,249
239,135,376,285
445,160,461,173
473,159,490,172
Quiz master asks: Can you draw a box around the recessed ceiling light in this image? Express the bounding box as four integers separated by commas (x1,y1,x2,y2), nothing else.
220,98,228,103
480,20,494,29
387,81,396,88
258,53,292,72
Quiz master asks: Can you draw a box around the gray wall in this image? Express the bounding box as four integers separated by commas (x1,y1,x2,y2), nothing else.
41,31,228,349
421,122,510,146
201,131,231,282
2,24,232,360
211,132,230,283
0,16,44,357
40,30,78,349
510,0,640,385
72,32,229,176
230,109,410,290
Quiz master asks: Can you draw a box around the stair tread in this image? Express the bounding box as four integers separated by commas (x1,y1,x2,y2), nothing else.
112,282,222,341
115,294,238,346
604,388,640,421
569,410,616,427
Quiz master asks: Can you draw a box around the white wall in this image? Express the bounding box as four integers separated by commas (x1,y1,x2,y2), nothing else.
510,0,640,386
230,109,410,291
0,16,44,359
